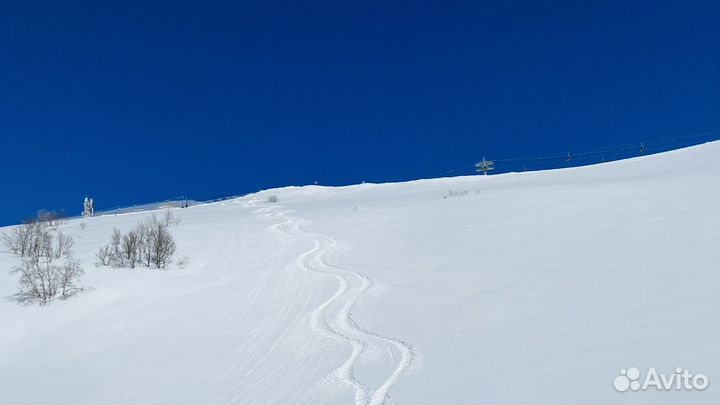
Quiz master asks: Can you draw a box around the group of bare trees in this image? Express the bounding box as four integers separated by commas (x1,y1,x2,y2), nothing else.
2,211,72,257
2,211,83,303
2,222,74,259
96,211,178,269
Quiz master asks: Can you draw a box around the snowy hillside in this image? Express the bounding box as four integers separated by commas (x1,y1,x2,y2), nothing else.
1,142,719,404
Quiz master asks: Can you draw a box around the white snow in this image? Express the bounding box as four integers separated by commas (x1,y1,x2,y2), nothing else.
1,142,719,404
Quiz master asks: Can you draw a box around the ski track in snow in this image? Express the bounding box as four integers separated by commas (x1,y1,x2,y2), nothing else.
248,198,417,405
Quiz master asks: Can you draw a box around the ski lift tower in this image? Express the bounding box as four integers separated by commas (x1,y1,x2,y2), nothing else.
475,158,495,175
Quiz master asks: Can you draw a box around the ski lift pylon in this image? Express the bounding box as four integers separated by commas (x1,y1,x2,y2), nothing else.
475,157,495,175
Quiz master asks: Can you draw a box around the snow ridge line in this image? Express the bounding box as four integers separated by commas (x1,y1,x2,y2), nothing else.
252,200,416,405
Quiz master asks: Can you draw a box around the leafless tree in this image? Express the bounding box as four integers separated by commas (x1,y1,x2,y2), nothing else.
58,259,83,297
149,217,176,269
95,244,111,267
52,231,74,259
135,221,152,267
161,210,181,227
13,258,58,302
2,229,20,254
109,228,125,267
121,229,140,269
13,256,83,303
2,222,40,257
29,226,53,259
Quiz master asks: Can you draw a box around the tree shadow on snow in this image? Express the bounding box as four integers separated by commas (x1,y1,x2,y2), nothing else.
4,287,93,306
4,292,39,306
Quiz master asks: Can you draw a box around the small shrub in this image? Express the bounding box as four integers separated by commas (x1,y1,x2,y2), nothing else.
265,194,279,203
177,256,190,269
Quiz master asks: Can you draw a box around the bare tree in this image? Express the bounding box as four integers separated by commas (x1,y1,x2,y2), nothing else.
13,256,83,303
109,228,125,267
2,222,40,257
161,210,181,227
121,230,140,269
13,258,58,302
149,218,176,269
94,228,125,268
135,221,152,268
29,226,53,259
52,231,74,259
95,244,111,267
2,229,20,254
58,259,84,297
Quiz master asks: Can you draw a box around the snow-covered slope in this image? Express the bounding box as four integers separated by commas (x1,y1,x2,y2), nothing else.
1,142,719,404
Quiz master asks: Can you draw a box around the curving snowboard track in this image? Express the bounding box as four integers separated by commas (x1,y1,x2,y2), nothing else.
250,199,416,405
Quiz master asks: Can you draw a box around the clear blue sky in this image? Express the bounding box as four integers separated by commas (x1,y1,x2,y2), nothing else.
1,1,718,225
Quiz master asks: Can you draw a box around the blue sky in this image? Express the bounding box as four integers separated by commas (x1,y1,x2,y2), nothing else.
1,1,718,225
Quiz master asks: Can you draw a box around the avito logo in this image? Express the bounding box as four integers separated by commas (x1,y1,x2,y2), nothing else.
614,367,709,392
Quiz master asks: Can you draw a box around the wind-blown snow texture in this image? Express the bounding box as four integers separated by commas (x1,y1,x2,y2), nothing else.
1,142,719,404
